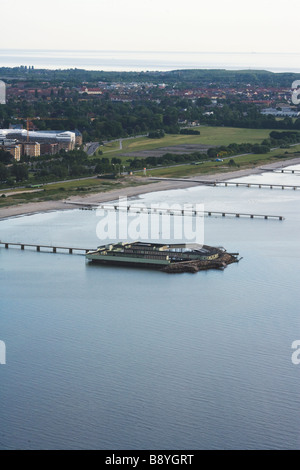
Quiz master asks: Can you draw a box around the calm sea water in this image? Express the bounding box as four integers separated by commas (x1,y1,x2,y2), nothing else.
1,49,300,72
0,166,300,449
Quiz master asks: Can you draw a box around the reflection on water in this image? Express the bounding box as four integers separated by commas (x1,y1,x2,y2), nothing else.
0,165,300,449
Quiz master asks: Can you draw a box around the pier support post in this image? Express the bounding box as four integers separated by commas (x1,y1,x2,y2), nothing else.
5,244,8,249
37,246,40,252
53,247,56,253
21,245,24,250
69,248,73,254
222,213,225,217
236,214,240,217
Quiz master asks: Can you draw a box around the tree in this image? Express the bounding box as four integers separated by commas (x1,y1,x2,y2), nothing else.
0,163,9,181
11,164,28,182
0,149,13,164
148,130,165,139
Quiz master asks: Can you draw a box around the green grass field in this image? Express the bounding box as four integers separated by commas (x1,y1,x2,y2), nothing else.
100,127,278,160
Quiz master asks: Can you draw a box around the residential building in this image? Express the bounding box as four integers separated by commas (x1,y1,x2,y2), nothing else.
40,142,59,155
0,139,21,161
80,87,102,95
22,142,40,157
0,129,76,150
0,80,6,104
261,107,300,118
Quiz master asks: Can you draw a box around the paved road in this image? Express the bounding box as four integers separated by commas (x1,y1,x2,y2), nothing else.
85,134,147,156
84,142,101,156
101,135,147,153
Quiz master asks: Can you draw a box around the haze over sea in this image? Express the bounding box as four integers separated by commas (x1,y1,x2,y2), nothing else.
1,50,300,72
0,166,300,449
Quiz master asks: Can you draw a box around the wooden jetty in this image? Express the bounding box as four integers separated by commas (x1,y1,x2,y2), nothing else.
0,241,91,254
66,201,284,220
214,181,300,190
149,176,300,190
263,168,300,175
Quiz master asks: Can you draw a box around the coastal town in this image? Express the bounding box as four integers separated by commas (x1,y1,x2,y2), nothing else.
1,0,300,453
0,67,300,184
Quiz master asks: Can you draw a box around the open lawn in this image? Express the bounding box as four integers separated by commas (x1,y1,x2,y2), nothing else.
100,126,279,160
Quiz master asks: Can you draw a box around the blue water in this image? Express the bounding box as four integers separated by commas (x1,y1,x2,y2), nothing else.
0,166,300,449
1,49,300,72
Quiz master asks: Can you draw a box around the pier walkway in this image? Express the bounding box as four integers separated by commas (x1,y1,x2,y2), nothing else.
67,201,285,220
263,168,300,175
0,241,91,254
149,177,300,190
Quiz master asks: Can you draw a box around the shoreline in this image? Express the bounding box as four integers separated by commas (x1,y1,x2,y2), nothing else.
0,157,299,220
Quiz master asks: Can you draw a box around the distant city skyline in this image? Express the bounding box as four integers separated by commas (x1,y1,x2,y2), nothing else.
1,0,299,54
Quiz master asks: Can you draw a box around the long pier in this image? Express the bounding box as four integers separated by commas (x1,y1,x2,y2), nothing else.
67,201,284,220
263,168,300,175
213,181,300,190
0,241,91,254
149,177,300,190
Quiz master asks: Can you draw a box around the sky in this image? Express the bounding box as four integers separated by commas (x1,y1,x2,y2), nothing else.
1,0,299,53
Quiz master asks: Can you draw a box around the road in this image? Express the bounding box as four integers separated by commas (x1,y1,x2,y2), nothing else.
84,142,101,156
1,175,99,193
101,135,148,153
84,134,147,156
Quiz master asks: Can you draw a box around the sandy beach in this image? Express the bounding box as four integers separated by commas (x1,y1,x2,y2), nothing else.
0,157,299,220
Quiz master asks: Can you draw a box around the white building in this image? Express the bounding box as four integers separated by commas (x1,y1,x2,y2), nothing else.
0,80,6,105
0,129,76,151
261,107,300,118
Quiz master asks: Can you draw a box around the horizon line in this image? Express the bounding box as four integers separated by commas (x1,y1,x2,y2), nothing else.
1,49,300,55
